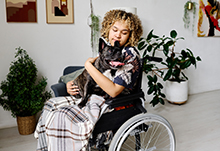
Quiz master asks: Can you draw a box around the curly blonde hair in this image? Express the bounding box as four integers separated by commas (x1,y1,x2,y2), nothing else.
101,9,143,47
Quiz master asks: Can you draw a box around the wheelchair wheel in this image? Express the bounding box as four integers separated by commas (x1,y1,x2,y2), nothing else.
109,113,175,151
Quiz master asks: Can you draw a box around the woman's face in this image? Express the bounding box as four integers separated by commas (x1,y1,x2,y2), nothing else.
108,20,130,47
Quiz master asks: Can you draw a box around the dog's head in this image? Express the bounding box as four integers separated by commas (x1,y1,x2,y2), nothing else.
99,38,125,69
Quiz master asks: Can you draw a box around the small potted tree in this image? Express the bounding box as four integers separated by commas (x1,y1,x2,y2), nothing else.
138,29,201,106
0,47,51,135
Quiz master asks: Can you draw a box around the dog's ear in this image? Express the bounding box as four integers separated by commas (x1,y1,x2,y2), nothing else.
99,38,107,53
114,41,120,48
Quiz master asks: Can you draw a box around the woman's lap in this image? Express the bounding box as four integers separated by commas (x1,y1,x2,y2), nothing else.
35,95,108,151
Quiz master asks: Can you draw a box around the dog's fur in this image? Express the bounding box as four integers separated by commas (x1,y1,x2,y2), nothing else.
73,38,126,108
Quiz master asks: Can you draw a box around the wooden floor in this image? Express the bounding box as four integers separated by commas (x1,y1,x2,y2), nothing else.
0,89,220,151
147,89,220,151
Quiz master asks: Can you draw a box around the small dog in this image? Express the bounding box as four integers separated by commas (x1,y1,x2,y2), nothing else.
73,38,126,108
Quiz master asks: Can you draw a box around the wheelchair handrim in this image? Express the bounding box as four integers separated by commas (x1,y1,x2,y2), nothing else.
111,113,175,151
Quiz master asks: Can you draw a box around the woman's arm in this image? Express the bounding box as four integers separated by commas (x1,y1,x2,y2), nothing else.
85,57,125,98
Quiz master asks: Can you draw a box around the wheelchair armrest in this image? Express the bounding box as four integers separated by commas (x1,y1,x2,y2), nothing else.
105,91,145,110
51,82,70,97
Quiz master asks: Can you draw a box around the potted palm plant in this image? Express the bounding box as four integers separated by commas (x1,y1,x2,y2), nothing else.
0,47,51,135
138,29,201,106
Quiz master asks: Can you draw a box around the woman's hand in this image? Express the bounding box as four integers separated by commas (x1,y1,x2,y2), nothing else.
66,80,80,96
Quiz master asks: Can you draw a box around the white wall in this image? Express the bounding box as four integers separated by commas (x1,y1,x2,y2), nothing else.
0,0,220,129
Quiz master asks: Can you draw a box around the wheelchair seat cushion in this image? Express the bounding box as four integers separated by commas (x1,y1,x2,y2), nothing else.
59,67,85,83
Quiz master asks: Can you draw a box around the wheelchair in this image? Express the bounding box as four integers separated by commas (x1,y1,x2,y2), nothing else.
51,56,176,151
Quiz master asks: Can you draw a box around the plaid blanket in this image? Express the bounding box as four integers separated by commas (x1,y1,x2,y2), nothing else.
34,95,108,151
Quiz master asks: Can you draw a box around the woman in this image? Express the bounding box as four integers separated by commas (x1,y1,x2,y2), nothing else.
35,9,143,151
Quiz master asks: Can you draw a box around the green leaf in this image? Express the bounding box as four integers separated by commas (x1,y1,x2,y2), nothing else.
171,58,178,68
147,45,153,52
150,97,159,107
173,69,181,80
196,56,202,61
161,62,168,66
138,37,144,42
152,43,161,56
152,34,159,38
170,30,177,38
163,44,169,56
143,63,154,73
186,48,194,56
190,56,196,65
153,75,158,83
163,69,172,81
166,40,174,46
184,60,191,69
158,98,165,105
147,86,154,95
157,82,163,89
181,50,187,58
166,57,173,67
142,49,148,58
147,29,154,40
138,41,147,50
176,37,185,40
147,75,154,81
181,72,188,80
148,81,153,87
159,92,166,98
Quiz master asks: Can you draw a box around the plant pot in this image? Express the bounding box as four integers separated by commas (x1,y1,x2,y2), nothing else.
165,80,188,105
16,115,36,135
187,2,193,10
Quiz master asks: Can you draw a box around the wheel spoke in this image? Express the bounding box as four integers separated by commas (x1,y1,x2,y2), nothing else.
108,114,175,151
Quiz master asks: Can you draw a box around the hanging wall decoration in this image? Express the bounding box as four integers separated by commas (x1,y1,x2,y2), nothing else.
5,0,37,23
88,0,100,57
183,0,197,31
46,0,74,24
198,0,220,37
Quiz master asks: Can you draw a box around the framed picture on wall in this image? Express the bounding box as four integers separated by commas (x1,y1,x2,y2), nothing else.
5,0,37,23
198,0,220,37
46,0,74,24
